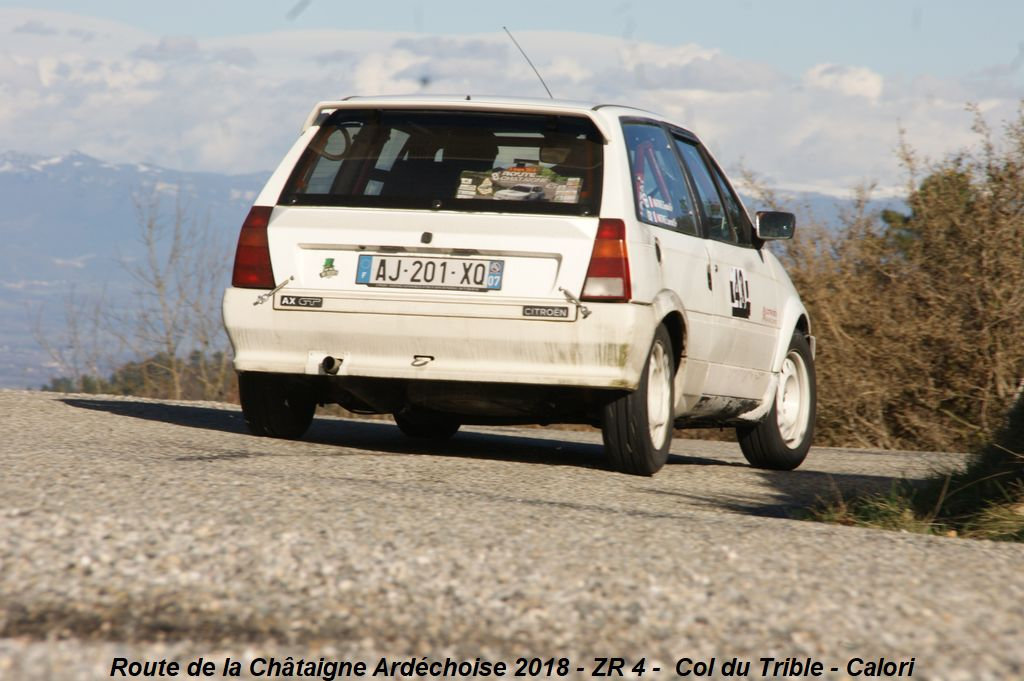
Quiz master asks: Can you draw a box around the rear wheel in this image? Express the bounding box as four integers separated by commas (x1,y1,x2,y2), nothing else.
602,325,675,476
237,372,316,439
736,332,816,470
394,410,461,440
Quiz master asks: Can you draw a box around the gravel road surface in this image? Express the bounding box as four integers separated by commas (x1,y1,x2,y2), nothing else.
1,389,1021,681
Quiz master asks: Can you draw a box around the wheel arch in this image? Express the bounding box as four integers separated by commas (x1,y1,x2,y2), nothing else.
736,307,813,425
771,299,813,373
661,311,685,371
794,313,810,337
649,289,687,372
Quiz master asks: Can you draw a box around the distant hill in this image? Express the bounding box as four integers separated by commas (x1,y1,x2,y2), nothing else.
0,151,267,388
0,150,900,389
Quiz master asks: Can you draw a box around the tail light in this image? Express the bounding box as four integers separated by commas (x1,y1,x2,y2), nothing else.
580,218,631,301
231,206,275,289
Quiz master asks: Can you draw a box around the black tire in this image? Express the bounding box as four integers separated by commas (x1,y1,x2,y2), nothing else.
737,331,816,470
602,325,675,476
237,372,316,439
394,410,460,440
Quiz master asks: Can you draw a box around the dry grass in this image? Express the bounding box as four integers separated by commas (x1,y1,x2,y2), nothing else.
809,391,1024,541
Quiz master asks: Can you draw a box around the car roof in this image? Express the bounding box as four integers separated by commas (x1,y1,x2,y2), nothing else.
299,94,684,140
337,93,640,112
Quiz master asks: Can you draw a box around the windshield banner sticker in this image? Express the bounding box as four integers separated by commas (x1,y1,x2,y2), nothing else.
456,164,582,204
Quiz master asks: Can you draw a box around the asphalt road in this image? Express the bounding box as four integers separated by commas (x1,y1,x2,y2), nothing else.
1,389,1021,681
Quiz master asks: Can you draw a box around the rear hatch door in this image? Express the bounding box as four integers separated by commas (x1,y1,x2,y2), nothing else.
267,106,605,318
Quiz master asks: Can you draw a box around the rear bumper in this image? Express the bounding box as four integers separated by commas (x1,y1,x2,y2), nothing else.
222,287,655,390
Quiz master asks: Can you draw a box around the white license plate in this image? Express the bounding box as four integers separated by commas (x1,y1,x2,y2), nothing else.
355,254,504,291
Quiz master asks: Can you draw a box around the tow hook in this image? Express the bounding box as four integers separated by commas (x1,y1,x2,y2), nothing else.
559,287,592,319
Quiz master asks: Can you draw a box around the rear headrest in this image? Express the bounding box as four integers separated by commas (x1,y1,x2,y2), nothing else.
442,133,498,165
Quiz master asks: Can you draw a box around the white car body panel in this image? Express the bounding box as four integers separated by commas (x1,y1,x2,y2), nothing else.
224,287,653,388
299,96,616,140
264,207,597,300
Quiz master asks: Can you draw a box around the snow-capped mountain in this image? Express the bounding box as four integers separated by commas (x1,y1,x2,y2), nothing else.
0,150,267,281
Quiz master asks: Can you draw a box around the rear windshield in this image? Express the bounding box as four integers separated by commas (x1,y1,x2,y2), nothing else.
280,109,604,216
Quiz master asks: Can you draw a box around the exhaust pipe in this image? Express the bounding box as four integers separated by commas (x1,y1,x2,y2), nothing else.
321,356,342,375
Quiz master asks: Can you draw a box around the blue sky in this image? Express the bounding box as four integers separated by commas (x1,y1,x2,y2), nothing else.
11,0,1024,79
2,1,1022,195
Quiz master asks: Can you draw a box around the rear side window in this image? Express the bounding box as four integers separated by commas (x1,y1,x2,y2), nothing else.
622,123,698,235
281,110,603,216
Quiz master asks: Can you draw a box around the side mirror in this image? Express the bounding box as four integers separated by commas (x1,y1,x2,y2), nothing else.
755,211,796,240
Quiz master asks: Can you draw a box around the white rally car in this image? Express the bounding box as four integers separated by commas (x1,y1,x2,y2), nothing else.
223,95,815,475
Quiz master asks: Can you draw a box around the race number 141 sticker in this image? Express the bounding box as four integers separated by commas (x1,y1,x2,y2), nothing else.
730,267,751,318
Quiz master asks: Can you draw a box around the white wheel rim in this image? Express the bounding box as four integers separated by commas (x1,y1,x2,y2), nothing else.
776,349,810,448
646,341,672,448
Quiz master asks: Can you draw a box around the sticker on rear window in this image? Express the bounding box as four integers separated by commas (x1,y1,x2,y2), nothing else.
456,164,582,204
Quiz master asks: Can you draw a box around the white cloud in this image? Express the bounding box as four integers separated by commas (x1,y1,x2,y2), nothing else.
51,254,96,269
2,279,67,289
0,8,1020,195
804,63,884,101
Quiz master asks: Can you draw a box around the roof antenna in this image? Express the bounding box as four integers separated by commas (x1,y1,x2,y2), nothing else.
503,26,553,99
